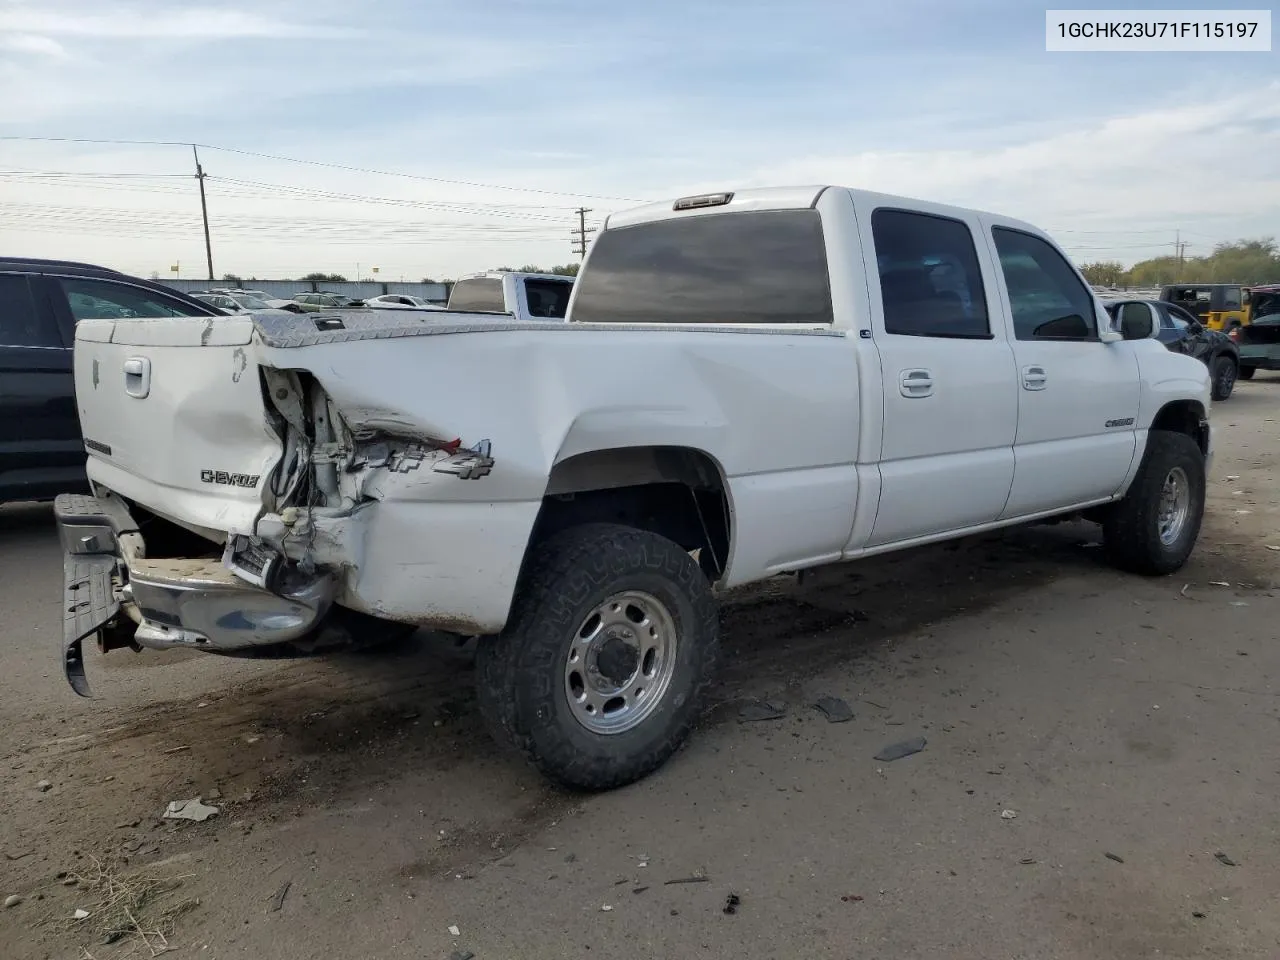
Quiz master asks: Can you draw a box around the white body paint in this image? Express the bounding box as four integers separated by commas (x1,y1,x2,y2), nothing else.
73,186,1213,636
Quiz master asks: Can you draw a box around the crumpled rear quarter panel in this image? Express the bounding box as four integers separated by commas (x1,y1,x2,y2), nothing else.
253,312,862,627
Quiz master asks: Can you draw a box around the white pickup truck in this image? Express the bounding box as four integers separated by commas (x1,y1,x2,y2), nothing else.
445,270,574,320
58,186,1213,791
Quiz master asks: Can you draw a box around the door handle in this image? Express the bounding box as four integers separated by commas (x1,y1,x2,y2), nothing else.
1021,365,1047,391
123,357,151,399
899,369,934,398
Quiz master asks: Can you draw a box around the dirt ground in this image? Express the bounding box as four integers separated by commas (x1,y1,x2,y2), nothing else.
2,375,1278,960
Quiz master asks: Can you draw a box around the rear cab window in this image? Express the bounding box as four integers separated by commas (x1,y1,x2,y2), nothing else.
569,209,833,324
448,278,507,313
523,278,573,318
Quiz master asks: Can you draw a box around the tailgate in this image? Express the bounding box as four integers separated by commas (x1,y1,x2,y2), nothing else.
74,317,281,536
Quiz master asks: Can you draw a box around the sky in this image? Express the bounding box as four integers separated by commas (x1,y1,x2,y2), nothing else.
0,0,1277,281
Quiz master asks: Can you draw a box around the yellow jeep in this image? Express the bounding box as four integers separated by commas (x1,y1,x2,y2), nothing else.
1159,283,1250,332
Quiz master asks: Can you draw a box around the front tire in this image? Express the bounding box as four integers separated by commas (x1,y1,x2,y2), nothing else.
1210,355,1237,400
1102,431,1205,575
476,523,719,791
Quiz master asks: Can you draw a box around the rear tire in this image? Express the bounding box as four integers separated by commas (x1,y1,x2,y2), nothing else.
476,523,719,791
1103,431,1205,576
1210,355,1237,400
1238,365,1256,380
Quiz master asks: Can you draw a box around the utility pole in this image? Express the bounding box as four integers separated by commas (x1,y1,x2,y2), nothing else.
192,145,214,281
571,207,596,260
1176,230,1191,265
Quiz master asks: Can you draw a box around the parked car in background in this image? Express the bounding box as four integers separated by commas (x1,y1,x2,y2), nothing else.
208,287,299,311
292,292,366,312
192,292,301,316
212,287,271,300
1158,283,1249,332
446,271,573,321
1229,283,1280,379
365,294,446,311
1105,298,1240,399
0,257,218,504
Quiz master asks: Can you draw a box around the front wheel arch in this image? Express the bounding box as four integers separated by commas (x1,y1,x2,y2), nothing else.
1148,399,1209,456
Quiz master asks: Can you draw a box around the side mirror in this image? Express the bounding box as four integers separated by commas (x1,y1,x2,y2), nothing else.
1117,303,1154,341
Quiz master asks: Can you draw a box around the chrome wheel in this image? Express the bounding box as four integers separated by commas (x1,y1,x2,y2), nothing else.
1157,466,1191,546
564,590,678,735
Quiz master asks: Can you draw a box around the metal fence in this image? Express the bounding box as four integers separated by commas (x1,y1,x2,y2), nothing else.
157,278,450,303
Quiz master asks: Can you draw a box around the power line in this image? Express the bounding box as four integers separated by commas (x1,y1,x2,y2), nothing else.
0,170,191,179
0,217,567,246
0,136,645,202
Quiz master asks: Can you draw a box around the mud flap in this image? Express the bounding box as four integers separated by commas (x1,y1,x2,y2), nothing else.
63,554,120,698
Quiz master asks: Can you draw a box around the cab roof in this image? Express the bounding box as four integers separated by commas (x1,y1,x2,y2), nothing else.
605,185,1037,235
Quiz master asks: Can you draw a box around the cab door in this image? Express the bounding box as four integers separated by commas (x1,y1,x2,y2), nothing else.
855,202,1019,546
982,222,1140,518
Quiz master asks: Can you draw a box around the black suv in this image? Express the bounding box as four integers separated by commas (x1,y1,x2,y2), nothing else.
0,258,219,504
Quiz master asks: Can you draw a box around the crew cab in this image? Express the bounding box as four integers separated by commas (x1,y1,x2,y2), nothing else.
55,186,1213,791
446,271,573,320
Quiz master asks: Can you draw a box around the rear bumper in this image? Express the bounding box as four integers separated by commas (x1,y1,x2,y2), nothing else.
55,493,337,697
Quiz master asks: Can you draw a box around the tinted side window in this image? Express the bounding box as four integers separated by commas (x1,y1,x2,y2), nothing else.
570,209,833,324
524,279,573,318
992,228,1097,341
0,274,52,346
449,278,506,313
1167,304,1199,327
1223,287,1242,310
60,278,209,321
871,209,990,338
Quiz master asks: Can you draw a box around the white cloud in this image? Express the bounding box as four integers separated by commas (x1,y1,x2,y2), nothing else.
731,84,1280,260
0,32,69,58
0,3,348,39
1,2,1275,274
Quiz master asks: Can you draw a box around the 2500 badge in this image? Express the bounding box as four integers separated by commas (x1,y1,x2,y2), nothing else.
200,469,261,488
